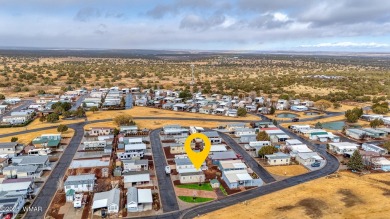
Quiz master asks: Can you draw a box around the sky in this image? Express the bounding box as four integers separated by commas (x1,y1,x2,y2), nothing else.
0,0,389,51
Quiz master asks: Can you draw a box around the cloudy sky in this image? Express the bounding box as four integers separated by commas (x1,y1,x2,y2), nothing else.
0,0,389,51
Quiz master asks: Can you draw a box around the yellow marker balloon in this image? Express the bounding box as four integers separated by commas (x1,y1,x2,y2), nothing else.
184,133,211,170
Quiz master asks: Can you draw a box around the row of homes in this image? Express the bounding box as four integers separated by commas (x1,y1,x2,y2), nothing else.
346,128,390,140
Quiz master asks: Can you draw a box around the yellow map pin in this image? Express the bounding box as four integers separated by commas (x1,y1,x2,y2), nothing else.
184,133,211,170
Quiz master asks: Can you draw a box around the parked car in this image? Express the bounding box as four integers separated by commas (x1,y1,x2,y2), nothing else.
165,166,171,175
311,161,321,167
292,117,300,122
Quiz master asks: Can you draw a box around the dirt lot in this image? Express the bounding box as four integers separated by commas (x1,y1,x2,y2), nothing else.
264,165,308,177
0,128,74,144
85,119,237,130
200,171,390,219
0,117,84,135
86,106,259,121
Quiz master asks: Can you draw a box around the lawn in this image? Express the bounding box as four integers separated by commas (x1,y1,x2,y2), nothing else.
176,183,213,191
200,171,390,219
219,185,228,196
178,196,214,203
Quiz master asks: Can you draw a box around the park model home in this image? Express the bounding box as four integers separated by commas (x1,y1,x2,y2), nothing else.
362,143,388,155
0,178,34,198
0,142,23,158
86,127,113,137
64,174,96,193
328,142,359,155
127,187,153,212
0,196,25,219
32,134,62,149
222,169,263,189
162,125,189,137
117,137,146,159
92,188,120,215
265,152,291,165
202,131,222,144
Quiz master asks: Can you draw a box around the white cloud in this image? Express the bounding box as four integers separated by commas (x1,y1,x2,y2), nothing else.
273,12,289,22
300,42,390,48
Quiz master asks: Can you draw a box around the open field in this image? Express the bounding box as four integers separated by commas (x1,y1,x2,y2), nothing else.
84,119,226,130
0,128,74,145
284,85,344,95
200,171,390,219
264,165,308,177
0,117,84,135
86,107,259,121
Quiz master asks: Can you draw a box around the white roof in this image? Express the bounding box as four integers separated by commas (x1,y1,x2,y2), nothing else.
373,157,390,165
223,170,252,183
125,143,146,150
0,181,32,191
92,199,107,209
124,173,150,183
138,189,153,203
297,152,322,160
329,142,359,148
210,145,227,152
69,159,109,169
237,173,253,181
290,145,312,153
127,138,143,143
286,139,302,145
276,134,290,139
219,160,247,170
177,168,198,174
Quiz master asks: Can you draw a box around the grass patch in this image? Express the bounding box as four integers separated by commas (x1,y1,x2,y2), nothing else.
178,196,214,203
219,185,228,196
176,183,213,191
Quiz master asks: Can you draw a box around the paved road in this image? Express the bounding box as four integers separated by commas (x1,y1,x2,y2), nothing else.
150,129,180,213
266,111,344,123
131,129,339,219
125,93,133,109
70,94,86,111
24,122,85,219
0,99,34,120
0,117,256,139
218,132,276,183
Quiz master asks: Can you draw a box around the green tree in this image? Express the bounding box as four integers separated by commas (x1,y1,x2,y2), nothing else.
74,107,85,118
90,106,99,113
0,94,5,100
347,150,364,171
120,96,126,108
345,107,363,123
269,106,275,115
62,111,71,118
179,89,193,100
113,114,134,126
54,106,65,115
333,102,341,109
256,131,270,141
369,119,384,128
39,116,46,123
57,124,69,133
315,122,323,129
314,99,332,111
113,128,120,136
382,141,390,154
11,137,18,142
237,107,247,117
258,145,278,158
46,113,59,123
